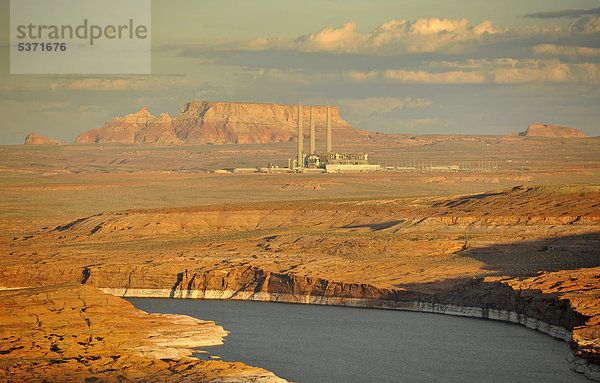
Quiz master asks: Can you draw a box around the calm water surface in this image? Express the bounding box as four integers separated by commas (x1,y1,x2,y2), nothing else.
127,298,585,383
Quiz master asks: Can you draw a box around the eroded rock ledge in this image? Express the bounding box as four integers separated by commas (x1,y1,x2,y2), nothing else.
0,284,288,382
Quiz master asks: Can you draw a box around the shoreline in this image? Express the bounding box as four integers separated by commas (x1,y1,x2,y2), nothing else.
103,287,600,380
1,283,598,380
105,287,572,340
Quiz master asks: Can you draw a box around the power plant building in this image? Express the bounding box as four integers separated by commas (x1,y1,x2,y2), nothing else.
296,103,380,173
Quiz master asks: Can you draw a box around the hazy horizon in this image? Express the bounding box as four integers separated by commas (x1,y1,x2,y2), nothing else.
1,0,599,144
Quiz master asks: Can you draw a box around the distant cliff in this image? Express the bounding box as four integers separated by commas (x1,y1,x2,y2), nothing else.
76,101,371,145
508,124,588,138
24,132,60,145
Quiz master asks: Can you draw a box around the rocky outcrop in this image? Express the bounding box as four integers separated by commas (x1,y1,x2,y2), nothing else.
94,266,586,333
508,124,588,138
24,132,60,145
76,101,370,145
43,184,600,242
0,283,287,382
75,107,176,144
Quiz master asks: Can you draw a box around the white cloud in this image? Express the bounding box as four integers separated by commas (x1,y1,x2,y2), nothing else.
299,21,367,53
194,16,599,56
294,17,504,54
194,17,506,55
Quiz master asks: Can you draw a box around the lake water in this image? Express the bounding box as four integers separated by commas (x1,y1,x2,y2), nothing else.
127,298,585,383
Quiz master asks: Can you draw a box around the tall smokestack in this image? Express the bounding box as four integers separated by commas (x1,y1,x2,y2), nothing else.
326,105,332,152
297,103,303,168
310,106,315,154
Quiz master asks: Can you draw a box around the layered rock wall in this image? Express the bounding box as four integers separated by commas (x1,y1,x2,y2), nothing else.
76,101,369,145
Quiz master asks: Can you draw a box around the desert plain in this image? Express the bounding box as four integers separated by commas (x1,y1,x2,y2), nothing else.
1,117,600,381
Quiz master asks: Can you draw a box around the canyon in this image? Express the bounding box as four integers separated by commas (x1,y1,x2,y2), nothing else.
1,183,599,380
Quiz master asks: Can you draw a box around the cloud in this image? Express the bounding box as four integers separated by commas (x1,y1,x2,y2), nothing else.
353,115,450,134
345,71,379,81
298,21,367,53
253,68,389,85
39,102,108,113
524,7,600,19
567,16,600,32
50,78,146,91
186,17,506,56
488,58,600,84
256,69,340,85
492,59,572,83
384,69,486,84
38,101,71,113
178,16,600,59
241,57,600,87
337,97,433,117
533,44,600,58
1,82,37,92
377,59,600,84
296,18,507,54
48,77,197,92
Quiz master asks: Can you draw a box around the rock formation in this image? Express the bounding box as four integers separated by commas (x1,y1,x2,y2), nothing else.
76,107,176,144
2,185,599,380
508,124,588,138
0,284,287,382
76,101,371,145
24,132,60,145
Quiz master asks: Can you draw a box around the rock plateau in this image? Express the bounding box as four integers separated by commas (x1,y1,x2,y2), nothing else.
508,124,588,138
75,101,371,145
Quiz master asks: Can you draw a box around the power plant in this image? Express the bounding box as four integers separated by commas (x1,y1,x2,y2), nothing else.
225,102,500,174
293,103,379,173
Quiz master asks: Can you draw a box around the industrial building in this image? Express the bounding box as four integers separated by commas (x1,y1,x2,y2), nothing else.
294,103,380,173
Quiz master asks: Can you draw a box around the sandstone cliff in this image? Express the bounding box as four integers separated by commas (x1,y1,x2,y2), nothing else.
24,132,60,145
76,101,370,145
508,124,588,138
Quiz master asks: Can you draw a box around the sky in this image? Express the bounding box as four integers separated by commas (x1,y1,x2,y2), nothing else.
1,0,599,144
